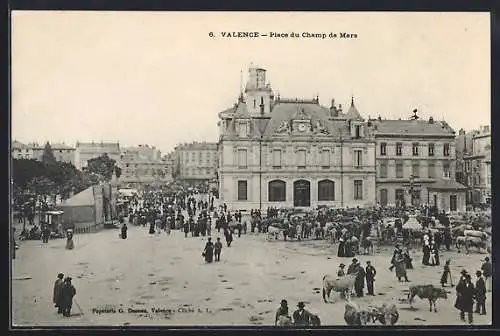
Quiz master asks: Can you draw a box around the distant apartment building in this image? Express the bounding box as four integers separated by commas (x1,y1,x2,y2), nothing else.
11,140,75,165
121,144,161,162
174,142,218,184
118,145,172,187
31,142,76,165
11,140,33,159
75,141,121,170
463,125,491,205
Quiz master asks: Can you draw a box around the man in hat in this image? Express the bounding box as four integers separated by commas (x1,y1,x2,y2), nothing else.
337,263,346,277
275,299,290,326
65,229,74,250
365,261,377,296
454,273,475,324
480,257,492,292
347,258,359,275
353,260,366,297
53,273,64,314
474,270,487,315
60,277,76,317
292,302,313,327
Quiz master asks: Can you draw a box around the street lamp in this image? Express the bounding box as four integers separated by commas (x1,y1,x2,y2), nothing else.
254,112,271,213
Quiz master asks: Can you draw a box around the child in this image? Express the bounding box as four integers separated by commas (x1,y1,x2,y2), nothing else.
440,259,452,287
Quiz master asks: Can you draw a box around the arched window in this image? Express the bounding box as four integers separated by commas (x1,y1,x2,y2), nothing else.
268,180,286,202
318,179,335,201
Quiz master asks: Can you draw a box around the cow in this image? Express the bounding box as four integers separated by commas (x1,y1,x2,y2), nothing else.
322,273,357,302
344,301,371,326
456,236,486,253
267,226,282,240
360,237,374,255
408,284,448,312
368,303,399,325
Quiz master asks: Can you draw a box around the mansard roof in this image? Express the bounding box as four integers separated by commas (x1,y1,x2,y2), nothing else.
262,101,352,137
371,119,456,137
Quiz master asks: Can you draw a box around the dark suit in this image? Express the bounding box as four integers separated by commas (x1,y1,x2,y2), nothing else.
475,277,487,315
365,265,376,295
292,309,312,327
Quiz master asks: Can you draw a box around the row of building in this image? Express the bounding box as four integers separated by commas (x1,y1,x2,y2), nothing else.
215,66,491,212
11,141,177,188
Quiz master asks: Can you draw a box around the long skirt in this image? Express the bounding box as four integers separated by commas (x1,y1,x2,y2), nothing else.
66,238,74,250
204,248,214,263
395,261,407,279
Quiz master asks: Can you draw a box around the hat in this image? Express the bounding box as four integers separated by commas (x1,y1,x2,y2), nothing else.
476,271,482,276
352,258,358,263
297,302,305,308
65,277,72,282
281,299,288,305
460,269,467,275
339,263,345,267
366,261,371,264
57,273,64,279
484,257,489,262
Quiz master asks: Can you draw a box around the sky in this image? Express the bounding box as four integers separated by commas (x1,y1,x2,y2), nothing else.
12,11,490,154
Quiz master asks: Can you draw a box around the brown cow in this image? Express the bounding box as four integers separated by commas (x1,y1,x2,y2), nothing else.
344,301,371,326
408,285,448,312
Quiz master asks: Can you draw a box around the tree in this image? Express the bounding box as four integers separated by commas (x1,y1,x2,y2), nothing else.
41,142,57,166
86,153,117,181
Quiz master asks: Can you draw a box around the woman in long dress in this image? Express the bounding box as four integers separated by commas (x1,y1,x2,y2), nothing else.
337,237,346,257
394,251,409,282
203,237,214,263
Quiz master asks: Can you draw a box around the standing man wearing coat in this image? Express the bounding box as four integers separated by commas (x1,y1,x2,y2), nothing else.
474,270,487,315
455,273,475,324
365,261,377,296
60,277,77,317
53,273,64,314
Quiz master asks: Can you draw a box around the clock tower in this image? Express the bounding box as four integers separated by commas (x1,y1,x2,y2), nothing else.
245,65,274,116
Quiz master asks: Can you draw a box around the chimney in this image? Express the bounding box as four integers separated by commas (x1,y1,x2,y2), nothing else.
429,116,434,124
338,104,343,114
459,128,465,136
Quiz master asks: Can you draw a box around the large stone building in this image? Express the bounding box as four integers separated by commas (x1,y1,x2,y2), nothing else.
217,66,466,213
369,116,464,211
174,142,218,184
463,125,491,205
74,141,121,170
118,145,173,187
121,144,161,162
11,140,33,159
11,140,75,165
217,66,377,211
32,142,76,165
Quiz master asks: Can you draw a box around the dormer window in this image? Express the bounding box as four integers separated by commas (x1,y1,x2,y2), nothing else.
238,122,248,138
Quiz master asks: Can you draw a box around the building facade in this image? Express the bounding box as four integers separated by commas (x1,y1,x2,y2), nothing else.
463,125,491,205
11,140,75,165
369,116,463,211
118,146,172,187
174,142,218,184
11,140,33,159
218,66,377,211
74,141,121,170
121,144,161,162
32,142,76,165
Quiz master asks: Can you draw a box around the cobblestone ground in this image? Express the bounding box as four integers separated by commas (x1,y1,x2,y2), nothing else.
12,224,492,326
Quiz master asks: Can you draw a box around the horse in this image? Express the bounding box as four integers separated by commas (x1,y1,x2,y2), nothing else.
322,273,358,302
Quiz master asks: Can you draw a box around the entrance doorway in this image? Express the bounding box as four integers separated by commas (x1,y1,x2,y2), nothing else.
450,195,457,212
293,180,311,207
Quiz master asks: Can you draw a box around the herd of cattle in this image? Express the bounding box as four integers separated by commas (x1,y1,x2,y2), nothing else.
321,272,450,326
